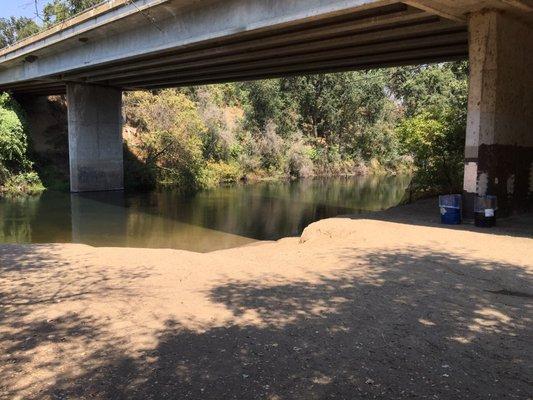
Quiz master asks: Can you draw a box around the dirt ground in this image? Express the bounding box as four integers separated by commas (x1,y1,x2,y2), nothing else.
0,200,532,399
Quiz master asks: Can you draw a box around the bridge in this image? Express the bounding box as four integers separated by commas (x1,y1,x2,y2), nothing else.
0,0,532,215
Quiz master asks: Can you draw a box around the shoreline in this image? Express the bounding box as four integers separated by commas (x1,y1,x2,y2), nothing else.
1,169,414,198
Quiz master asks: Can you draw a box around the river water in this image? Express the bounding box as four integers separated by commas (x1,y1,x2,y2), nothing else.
0,175,411,252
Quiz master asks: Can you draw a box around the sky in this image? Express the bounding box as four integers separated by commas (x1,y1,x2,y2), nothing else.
1,0,47,19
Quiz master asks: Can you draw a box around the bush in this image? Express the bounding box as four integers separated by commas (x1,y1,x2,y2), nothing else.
0,93,44,196
195,86,242,162
0,101,29,171
199,161,243,188
123,89,207,191
397,110,464,193
257,121,285,171
287,134,314,178
1,172,44,196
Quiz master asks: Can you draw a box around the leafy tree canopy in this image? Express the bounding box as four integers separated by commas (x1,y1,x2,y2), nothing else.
0,17,40,48
42,0,103,25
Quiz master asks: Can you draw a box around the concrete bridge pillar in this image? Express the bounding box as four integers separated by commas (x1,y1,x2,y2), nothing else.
67,83,123,192
464,10,533,216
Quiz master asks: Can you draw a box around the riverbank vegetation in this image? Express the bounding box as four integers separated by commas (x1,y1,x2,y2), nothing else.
0,94,44,196
0,0,468,197
122,72,409,192
121,63,467,194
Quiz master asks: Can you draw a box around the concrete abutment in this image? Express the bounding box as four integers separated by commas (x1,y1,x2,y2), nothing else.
464,10,533,216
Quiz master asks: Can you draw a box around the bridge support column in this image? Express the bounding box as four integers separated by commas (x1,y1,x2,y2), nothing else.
464,10,533,216
67,83,124,192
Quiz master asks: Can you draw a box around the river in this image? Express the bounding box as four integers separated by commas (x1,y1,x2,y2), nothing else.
0,174,411,252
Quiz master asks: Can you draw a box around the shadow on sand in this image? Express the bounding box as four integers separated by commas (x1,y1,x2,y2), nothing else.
1,243,531,399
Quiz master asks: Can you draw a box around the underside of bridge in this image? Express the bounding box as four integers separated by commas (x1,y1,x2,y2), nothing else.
0,0,531,215
1,1,471,94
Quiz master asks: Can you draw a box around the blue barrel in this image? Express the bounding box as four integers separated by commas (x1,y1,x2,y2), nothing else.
439,194,462,225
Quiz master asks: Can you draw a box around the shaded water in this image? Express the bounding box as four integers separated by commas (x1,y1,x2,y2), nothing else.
0,175,411,252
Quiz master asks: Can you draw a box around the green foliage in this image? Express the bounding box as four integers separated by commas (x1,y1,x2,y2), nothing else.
0,17,40,48
0,93,30,173
394,62,468,193
123,141,157,191
124,89,208,191
239,70,405,176
241,79,299,138
199,161,242,188
2,172,45,196
1,63,466,196
0,93,44,196
286,71,389,143
43,0,103,25
193,86,243,162
0,0,102,49
287,139,314,178
397,111,464,193
0,104,28,172
390,62,468,117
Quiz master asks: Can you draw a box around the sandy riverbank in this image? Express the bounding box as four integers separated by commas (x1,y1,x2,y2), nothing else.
1,202,532,399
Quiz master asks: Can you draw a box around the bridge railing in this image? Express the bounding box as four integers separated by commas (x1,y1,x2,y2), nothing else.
0,0,127,56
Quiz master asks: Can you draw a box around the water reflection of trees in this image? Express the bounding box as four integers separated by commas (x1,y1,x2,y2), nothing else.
0,196,41,243
140,174,412,240
0,192,73,244
0,175,411,250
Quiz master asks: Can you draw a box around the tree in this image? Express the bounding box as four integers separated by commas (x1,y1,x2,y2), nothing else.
0,17,40,48
393,62,468,193
389,62,468,117
43,0,103,25
123,89,208,190
241,79,299,139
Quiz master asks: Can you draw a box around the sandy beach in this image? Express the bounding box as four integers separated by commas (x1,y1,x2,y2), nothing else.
1,202,532,399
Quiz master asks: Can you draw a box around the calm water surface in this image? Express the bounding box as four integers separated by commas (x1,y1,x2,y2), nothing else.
0,175,411,252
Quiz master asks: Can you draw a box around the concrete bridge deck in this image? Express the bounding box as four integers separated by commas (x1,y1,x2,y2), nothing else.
1,1,531,96
0,0,474,95
0,0,531,95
